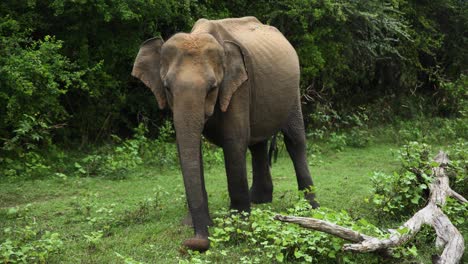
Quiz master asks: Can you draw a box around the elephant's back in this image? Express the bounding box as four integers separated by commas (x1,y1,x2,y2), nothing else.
194,17,300,141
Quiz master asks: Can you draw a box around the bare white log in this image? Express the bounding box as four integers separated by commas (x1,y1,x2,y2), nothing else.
276,151,466,264
273,215,373,243
450,190,468,203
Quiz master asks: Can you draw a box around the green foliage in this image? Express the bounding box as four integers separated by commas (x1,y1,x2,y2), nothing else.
446,139,467,197
328,133,347,151
370,140,468,224
0,0,466,151
0,32,86,130
115,252,146,264
149,120,178,168
202,139,224,168
346,128,371,148
0,225,62,263
437,74,468,117
1,138,463,263
119,187,166,225
0,27,87,148
308,106,371,149
69,188,164,232
83,230,104,249
443,197,467,229
370,142,434,219
73,121,177,179
187,200,386,263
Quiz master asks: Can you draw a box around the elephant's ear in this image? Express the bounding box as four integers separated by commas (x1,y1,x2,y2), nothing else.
132,37,166,109
220,41,248,112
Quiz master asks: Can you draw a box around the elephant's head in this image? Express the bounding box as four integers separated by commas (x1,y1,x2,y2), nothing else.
132,33,248,113
131,33,248,250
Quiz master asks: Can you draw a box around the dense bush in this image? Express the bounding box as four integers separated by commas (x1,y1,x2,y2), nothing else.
0,0,466,151
370,142,434,220
186,202,384,263
370,140,467,224
184,199,424,263
0,224,63,263
0,20,88,152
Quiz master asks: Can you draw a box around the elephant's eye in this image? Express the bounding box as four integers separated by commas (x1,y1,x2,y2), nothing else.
163,81,171,93
209,82,218,92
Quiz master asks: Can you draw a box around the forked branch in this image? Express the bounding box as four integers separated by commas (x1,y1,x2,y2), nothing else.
275,151,466,264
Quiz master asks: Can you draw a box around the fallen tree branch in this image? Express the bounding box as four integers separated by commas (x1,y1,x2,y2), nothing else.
273,215,374,243
450,190,468,203
275,151,466,264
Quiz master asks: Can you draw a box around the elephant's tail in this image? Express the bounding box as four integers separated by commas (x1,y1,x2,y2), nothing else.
268,134,279,167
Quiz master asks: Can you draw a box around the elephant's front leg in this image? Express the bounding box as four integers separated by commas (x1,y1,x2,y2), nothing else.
223,140,250,212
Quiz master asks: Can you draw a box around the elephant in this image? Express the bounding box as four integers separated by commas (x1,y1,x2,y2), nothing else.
132,16,318,251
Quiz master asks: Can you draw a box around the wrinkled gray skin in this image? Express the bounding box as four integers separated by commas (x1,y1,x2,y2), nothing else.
132,16,318,251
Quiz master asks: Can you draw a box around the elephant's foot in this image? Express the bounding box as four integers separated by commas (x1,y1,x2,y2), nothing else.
181,213,213,227
250,186,273,204
182,235,210,252
305,192,320,209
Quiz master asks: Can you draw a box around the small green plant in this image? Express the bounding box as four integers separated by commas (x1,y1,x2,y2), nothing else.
149,119,178,168
370,142,435,220
115,252,146,264
397,126,423,143
437,74,467,116
4,204,32,220
328,132,347,151
446,139,467,197
442,197,467,228
202,139,224,168
83,230,104,250
346,128,371,148
0,225,63,263
120,188,166,225
73,123,152,178
188,198,387,263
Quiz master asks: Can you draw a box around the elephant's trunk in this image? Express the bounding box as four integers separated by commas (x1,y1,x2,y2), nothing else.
173,97,211,250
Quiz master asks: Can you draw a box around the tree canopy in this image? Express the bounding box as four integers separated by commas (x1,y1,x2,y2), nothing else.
0,0,466,149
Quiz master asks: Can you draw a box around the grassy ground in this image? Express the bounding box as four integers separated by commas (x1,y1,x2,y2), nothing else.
0,141,463,263
0,143,403,263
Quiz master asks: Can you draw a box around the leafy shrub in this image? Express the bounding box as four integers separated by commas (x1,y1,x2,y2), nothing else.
83,231,103,250
144,119,178,168
446,139,467,197
0,22,89,165
390,117,467,144
442,197,467,229
0,225,63,263
0,33,87,144
370,140,467,226
115,252,145,264
328,133,347,151
119,187,166,225
202,139,224,168
186,199,387,263
308,106,371,148
73,121,177,178
370,142,435,220
437,74,468,117
69,189,165,234
346,128,371,148
307,105,342,140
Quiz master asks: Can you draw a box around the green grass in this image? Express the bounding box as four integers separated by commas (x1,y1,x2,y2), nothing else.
0,142,461,263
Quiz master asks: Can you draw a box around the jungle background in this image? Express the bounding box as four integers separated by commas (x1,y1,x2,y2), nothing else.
0,0,466,263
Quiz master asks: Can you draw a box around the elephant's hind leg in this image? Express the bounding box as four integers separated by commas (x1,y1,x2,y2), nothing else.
249,141,273,204
281,105,319,208
223,140,251,212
